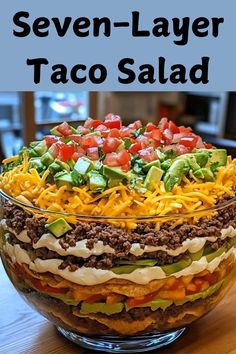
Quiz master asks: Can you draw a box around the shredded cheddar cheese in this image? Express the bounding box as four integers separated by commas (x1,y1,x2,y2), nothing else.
1,154,236,228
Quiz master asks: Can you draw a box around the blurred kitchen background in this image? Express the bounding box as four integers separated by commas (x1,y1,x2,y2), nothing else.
0,91,236,159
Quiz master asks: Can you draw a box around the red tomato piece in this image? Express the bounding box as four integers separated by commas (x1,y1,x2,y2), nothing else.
163,144,190,155
44,135,59,147
56,122,73,137
117,150,131,165
103,138,122,153
129,141,142,154
168,120,180,134
87,147,99,160
127,293,156,308
104,114,122,129
108,128,121,138
158,117,169,131
121,162,131,172
138,147,158,162
31,279,69,294
179,135,198,149
204,143,213,149
84,119,102,129
77,125,90,135
162,128,173,144
146,123,158,132
103,153,120,167
149,129,162,141
80,135,102,150
72,150,85,161
52,142,74,162
136,135,151,148
120,127,134,138
68,134,82,143
179,125,192,134
128,120,142,129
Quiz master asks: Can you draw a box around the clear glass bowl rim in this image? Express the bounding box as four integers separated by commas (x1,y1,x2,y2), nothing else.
1,189,236,221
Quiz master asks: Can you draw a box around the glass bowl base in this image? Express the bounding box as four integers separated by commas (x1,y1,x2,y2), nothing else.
57,326,186,353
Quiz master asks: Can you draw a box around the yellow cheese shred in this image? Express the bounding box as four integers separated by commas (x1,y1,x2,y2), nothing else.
1,155,236,228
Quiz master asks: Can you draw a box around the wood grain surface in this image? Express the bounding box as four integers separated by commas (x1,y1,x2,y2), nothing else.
1,259,236,354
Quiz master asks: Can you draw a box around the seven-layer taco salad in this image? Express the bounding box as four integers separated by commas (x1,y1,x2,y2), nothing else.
1,114,236,335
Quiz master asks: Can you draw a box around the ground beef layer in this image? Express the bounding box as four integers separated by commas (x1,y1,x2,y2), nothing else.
3,200,236,269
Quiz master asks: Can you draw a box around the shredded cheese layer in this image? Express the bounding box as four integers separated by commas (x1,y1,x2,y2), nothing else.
1,155,236,227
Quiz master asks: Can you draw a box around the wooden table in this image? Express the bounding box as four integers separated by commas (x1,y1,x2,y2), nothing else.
1,259,236,354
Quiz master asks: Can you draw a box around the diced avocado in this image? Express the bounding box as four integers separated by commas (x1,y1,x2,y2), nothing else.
143,160,161,172
54,171,73,188
144,166,163,191
54,159,70,172
108,179,121,188
194,168,215,181
117,259,157,267
80,302,124,315
33,140,47,156
205,246,226,262
30,141,41,148
46,218,72,238
190,248,204,261
74,157,94,175
50,126,62,136
49,161,62,174
111,265,140,274
67,159,75,170
161,257,192,276
71,170,83,186
103,166,127,180
88,171,107,193
229,236,236,248
28,157,45,173
156,149,166,162
28,148,39,158
41,152,54,166
163,159,186,192
194,151,209,167
208,149,227,166
185,155,200,171
161,159,172,171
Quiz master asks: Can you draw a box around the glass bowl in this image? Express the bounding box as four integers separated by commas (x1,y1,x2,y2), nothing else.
1,190,236,353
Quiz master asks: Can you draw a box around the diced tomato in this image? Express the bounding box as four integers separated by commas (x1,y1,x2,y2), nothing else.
128,120,142,129
179,125,192,134
168,120,180,134
86,294,105,303
104,114,122,129
149,129,162,142
121,162,131,172
87,147,99,160
129,141,142,154
179,135,199,149
77,125,90,135
72,151,85,161
158,117,169,131
84,119,102,129
162,128,173,144
52,141,74,162
120,127,134,138
108,128,121,138
56,122,73,137
127,293,157,308
117,150,131,165
146,122,157,132
138,147,158,162
95,124,110,138
195,136,205,149
163,144,190,155
44,135,59,147
204,143,213,149
136,135,151,148
68,134,82,143
80,135,102,150
31,278,68,295
103,152,120,167
102,138,122,153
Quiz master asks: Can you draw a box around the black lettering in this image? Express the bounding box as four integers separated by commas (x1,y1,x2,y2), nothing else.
51,64,69,84
33,17,50,37
13,11,31,37
190,57,209,84
170,64,187,84
73,17,90,37
71,64,87,83
51,17,72,37
138,64,155,84
93,17,111,37
192,17,209,37
172,17,190,45
89,64,107,84
132,11,150,37
152,18,170,37
158,57,168,84
26,58,48,84
118,58,136,84
212,17,224,37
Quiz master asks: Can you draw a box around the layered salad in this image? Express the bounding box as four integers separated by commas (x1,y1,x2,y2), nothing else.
1,114,236,336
